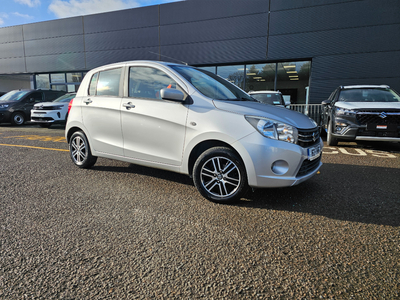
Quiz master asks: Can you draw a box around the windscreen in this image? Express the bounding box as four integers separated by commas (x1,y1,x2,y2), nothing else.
339,88,400,102
170,65,254,101
0,90,29,102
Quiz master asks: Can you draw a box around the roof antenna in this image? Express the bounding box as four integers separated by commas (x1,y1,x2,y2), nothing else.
149,51,188,65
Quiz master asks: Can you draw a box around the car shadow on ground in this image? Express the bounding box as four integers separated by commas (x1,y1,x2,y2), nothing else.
91,160,399,227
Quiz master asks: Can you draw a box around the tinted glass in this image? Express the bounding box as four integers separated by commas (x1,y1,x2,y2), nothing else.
338,88,400,102
0,90,30,101
88,72,98,96
36,74,50,89
129,67,182,99
217,65,245,89
29,92,43,102
96,68,122,96
53,93,76,103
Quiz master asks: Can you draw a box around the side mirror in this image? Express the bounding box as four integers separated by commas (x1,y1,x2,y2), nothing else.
321,99,331,105
160,88,185,102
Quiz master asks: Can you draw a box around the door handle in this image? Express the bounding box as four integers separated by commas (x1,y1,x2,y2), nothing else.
83,98,92,104
123,102,135,110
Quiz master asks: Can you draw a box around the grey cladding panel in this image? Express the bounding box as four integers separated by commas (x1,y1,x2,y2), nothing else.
0,42,25,59
0,57,26,73
23,17,83,40
160,13,268,45
85,27,159,51
271,0,358,11
270,0,400,35
24,35,85,57
85,47,159,70
267,24,400,60
26,53,85,73
0,26,23,43
160,37,267,65
83,6,158,34
312,51,400,80
160,0,269,25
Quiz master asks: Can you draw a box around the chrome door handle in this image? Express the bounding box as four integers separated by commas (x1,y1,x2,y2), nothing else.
123,102,135,110
83,98,92,104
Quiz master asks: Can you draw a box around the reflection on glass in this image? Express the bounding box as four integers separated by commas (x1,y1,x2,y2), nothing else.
276,61,310,104
51,73,65,83
67,73,83,83
197,66,216,74
217,65,245,89
51,84,67,91
67,84,79,92
245,63,275,92
36,74,50,89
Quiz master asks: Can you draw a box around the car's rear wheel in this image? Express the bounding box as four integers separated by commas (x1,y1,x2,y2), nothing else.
193,147,248,203
327,121,338,146
10,112,25,126
69,131,97,168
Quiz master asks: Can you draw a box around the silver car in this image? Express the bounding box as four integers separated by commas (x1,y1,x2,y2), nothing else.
65,61,323,203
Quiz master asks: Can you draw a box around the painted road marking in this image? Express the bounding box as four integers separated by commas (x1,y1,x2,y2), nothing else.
0,143,68,152
323,147,397,158
3,135,66,143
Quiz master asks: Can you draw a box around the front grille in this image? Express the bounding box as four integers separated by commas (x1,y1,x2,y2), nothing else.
356,110,400,125
297,155,321,177
34,106,62,111
297,128,320,148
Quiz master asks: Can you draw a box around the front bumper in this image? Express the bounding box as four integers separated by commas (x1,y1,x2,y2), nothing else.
235,132,323,189
31,110,66,124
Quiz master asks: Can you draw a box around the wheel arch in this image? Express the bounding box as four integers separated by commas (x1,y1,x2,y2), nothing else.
66,126,85,143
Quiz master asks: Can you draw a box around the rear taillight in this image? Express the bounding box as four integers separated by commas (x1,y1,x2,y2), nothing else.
68,98,74,114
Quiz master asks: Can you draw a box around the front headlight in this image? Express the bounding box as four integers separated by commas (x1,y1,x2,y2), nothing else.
0,104,9,108
335,107,357,116
245,116,298,144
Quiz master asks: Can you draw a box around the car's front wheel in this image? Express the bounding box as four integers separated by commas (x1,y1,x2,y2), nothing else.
193,147,248,203
69,131,97,168
10,112,25,126
327,121,338,146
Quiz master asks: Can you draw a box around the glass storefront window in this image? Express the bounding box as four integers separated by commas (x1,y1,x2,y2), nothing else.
276,61,311,105
217,65,245,89
245,63,275,92
197,66,216,74
67,73,83,83
51,73,65,83
51,84,67,91
36,74,50,89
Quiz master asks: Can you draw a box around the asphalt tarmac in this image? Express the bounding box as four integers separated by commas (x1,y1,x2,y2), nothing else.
0,124,399,299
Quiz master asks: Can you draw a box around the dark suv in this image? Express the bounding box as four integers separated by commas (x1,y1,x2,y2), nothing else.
320,85,400,145
0,89,66,125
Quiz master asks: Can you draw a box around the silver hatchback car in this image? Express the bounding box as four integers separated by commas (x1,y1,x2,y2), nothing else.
65,61,323,203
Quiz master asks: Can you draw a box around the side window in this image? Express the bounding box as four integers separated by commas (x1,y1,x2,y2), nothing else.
96,68,122,96
29,92,43,103
129,66,183,99
88,72,98,96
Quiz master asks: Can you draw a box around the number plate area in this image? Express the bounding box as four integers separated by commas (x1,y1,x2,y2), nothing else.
307,144,322,161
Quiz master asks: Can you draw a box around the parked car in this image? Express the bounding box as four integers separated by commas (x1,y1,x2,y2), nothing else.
320,85,400,146
0,89,66,125
248,90,288,108
31,93,76,128
66,61,323,203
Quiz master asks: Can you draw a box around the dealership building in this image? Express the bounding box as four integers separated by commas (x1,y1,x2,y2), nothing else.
0,0,399,104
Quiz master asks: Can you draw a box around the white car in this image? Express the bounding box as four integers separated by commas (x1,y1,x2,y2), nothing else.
31,93,76,127
248,90,288,108
65,61,323,203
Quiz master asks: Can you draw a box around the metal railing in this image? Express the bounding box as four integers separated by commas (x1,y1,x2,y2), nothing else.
289,104,322,124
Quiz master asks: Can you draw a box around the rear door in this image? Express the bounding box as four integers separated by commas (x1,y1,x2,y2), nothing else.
81,67,124,156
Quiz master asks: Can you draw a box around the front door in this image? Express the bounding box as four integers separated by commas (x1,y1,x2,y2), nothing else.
121,66,188,166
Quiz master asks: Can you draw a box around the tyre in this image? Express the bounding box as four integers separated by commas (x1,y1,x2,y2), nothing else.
327,121,338,146
10,112,25,126
193,147,248,203
69,131,97,168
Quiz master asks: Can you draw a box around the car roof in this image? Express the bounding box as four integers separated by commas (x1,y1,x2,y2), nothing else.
248,90,282,94
341,85,390,89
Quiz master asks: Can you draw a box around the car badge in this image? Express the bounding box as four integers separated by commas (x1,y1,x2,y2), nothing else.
379,112,387,119
312,131,317,142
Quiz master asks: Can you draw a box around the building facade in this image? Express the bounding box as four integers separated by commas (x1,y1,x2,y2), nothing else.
0,0,399,104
